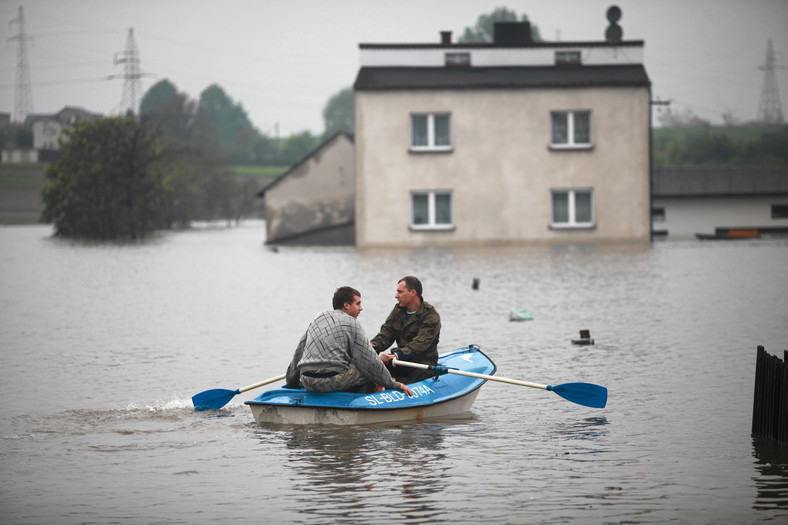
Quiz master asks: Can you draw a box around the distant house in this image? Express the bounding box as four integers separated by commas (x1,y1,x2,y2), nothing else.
258,131,355,245
353,11,651,247
29,106,102,151
652,166,788,239
2,106,102,164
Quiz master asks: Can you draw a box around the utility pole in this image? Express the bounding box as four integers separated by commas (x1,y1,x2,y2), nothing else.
110,28,143,116
757,39,784,124
8,6,33,123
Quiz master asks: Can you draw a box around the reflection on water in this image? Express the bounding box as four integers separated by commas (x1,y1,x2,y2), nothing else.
753,437,788,513
252,423,451,523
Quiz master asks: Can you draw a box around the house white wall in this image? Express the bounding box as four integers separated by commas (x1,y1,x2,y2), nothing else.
355,86,650,247
653,196,788,239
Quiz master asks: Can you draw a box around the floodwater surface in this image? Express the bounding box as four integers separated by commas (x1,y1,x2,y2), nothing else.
1,222,787,524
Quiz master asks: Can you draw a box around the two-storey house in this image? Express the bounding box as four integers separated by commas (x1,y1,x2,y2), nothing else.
353,14,651,247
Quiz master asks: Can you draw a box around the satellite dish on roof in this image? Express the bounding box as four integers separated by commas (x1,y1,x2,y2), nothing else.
605,5,623,44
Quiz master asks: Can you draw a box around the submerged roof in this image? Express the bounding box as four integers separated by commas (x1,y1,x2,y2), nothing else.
354,64,650,91
653,166,788,197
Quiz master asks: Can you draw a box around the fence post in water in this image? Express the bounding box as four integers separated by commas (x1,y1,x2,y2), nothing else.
752,346,788,444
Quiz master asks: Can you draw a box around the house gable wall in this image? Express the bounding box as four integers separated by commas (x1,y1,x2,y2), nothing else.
264,133,355,244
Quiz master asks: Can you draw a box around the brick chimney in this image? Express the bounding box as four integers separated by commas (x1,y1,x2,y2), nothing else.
440,31,452,45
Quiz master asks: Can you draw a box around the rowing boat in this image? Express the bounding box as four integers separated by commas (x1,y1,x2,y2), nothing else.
244,344,496,425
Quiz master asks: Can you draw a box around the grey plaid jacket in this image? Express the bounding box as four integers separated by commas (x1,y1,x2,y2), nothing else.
285,309,400,390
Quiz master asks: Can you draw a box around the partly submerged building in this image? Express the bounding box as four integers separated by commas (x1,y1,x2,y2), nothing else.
353,9,651,247
259,131,355,245
652,166,788,239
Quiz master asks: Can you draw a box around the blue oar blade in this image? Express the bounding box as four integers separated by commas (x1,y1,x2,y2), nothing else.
192,388,239,411
549,382,607,408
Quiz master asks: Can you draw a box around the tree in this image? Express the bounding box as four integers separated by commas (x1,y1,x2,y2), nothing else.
41,117,168,240
322,87,354,139
458,7,542,43
140,79,178,117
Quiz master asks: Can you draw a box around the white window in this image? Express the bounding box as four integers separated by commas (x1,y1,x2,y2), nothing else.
411,113,451,152
411,190,453,230
550,110,591,149
551,189,594,228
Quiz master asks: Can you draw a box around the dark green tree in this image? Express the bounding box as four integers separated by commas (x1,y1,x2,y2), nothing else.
458,7,542,42
322,87,354,140
140,79,178,116
41,117,168,240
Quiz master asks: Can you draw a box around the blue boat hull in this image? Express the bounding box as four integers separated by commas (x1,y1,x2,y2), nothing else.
245,345,496,425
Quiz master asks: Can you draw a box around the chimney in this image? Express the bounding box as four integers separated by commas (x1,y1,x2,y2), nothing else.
440,31,452,45
493,22,532,45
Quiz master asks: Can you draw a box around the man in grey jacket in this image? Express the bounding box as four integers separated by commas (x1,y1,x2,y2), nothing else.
285,286,413,396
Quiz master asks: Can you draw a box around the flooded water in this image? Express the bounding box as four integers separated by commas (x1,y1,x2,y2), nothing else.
1,221,787,524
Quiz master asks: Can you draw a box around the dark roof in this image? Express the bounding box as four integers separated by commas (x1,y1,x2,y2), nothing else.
354,65,650,91
256,131,354,198
652,166,788,197
359,40,644,50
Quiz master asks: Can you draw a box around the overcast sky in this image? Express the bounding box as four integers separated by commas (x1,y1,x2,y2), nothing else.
1,0,786,136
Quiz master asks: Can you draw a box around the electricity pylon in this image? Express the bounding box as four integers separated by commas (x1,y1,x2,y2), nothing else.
757,39,784,124
110,28,143,116
8,6,33,123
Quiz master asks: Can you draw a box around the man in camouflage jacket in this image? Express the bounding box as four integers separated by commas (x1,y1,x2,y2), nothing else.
286,286,413,396
371,276,441,384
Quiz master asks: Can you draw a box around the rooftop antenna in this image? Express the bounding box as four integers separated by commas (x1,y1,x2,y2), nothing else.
109,28,143,116
8,6,33,123
757,38,784,123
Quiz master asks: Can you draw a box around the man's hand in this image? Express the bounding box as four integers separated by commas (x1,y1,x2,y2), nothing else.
399,383,414,396
380,353,395,365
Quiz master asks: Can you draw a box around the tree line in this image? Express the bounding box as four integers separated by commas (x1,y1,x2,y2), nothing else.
653,124,788,167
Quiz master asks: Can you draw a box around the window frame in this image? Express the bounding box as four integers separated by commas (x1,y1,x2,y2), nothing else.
410,112,452,153
409,190,455,231
550,188,595,229
445,52,471,67
771,204,788,219
549,110,592,150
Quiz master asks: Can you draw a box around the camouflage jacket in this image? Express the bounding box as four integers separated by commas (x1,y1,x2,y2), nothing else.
370,300,441,382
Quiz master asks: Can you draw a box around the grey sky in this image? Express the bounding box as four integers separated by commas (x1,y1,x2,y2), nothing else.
1,0,786,136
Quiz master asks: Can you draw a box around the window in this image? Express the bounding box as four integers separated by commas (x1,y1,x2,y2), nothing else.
652,207,665,222
550,110,592,149
445,52,471,67
551,189,594,228
555,50,581,65
771,204,788,219
411,113,452,152
411,190,453,230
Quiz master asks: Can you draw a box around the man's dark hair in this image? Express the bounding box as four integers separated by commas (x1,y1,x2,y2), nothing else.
333,286,361,310
399,276,423,300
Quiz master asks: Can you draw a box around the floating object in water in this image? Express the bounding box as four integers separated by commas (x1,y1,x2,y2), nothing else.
572,329,594,345
472,278,480,290
509,307,533,322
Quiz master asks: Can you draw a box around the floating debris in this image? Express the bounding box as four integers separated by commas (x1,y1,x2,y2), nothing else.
509,306,534,322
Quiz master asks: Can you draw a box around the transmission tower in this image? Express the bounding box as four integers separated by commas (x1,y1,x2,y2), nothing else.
8,6,34,123
110,28,143,116
757,39,784,124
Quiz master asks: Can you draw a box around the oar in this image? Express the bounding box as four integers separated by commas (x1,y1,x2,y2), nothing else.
192,374,286,411
392,359,607,408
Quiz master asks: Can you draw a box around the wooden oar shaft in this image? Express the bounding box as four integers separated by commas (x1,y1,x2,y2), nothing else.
392,359,548,390
238,374,287,394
